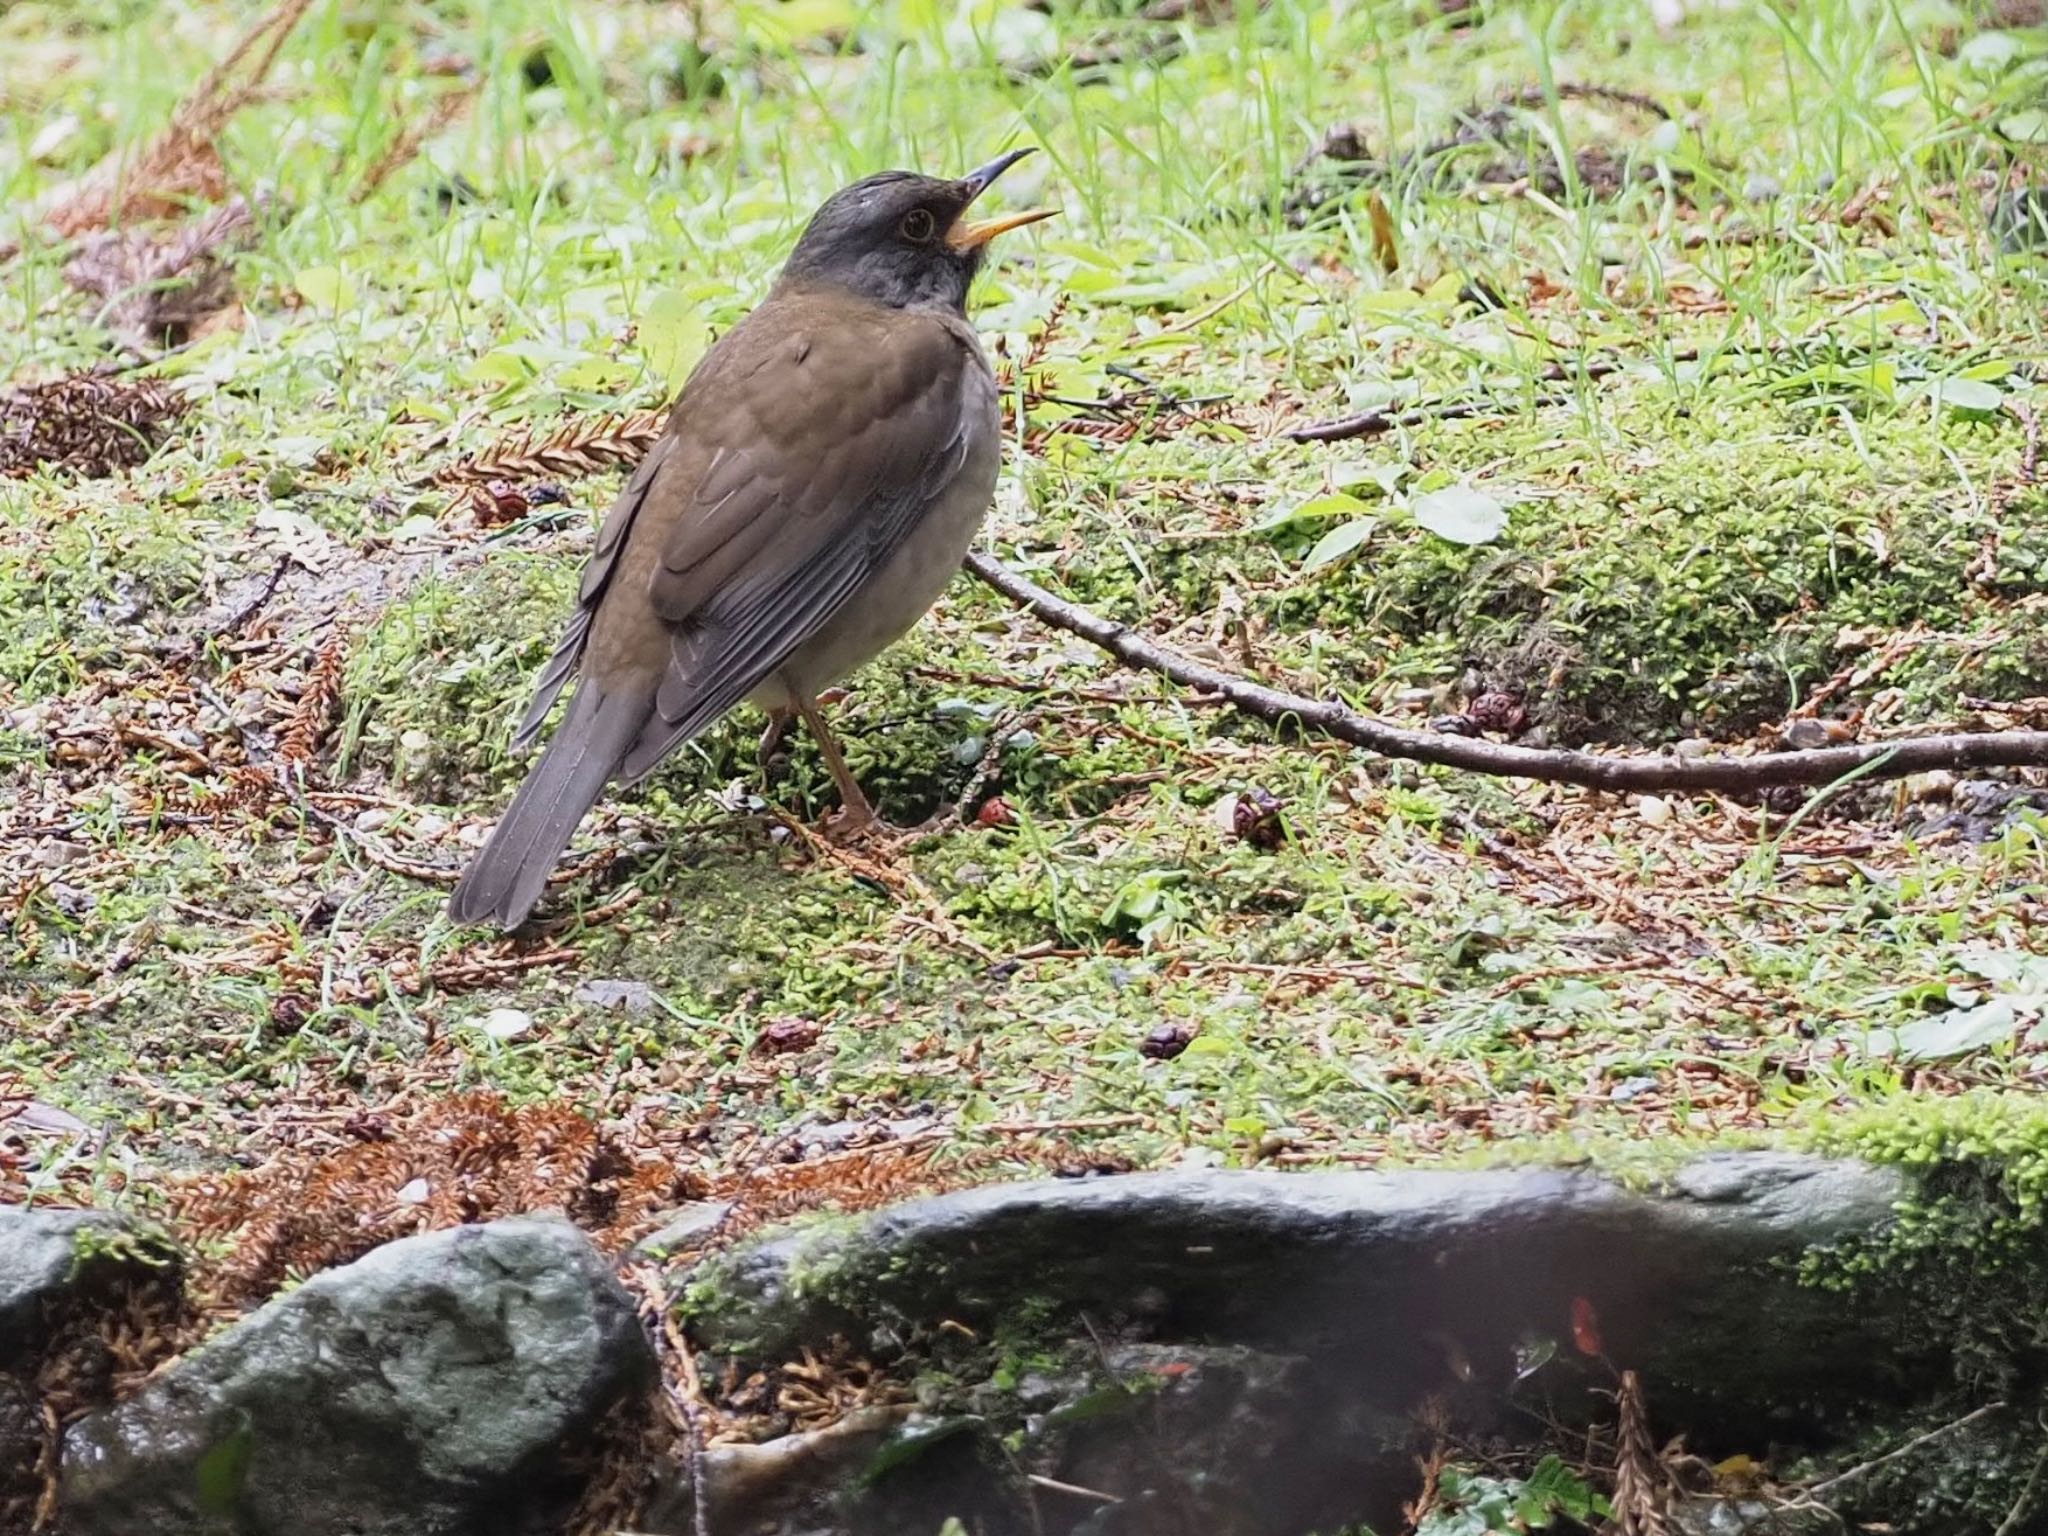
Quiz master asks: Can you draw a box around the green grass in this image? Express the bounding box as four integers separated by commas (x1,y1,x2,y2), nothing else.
2,0,2047,1209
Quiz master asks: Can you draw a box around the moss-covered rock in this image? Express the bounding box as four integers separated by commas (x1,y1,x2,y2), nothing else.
669,1139,2048,1533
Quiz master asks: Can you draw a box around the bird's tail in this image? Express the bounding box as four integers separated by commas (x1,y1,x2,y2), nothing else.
447,684,653,930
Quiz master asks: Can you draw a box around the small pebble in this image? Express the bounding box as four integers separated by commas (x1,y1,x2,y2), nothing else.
630,1201,735,1258
573,979,659,1016
1904,769,1957,803
480,1008,532,1040
1780,717,1834,751
756,1017,822,1054
1142,1023,1196,1060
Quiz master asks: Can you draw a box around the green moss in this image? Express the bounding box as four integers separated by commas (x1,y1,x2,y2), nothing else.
1262,405,2048,745
338,552,578,799
1787,1094,2048,1526
0,492,212,700
672,1210,874,1356
1432,1129,1771,1189
69,1221,180,1277
1801,1092,2048,1248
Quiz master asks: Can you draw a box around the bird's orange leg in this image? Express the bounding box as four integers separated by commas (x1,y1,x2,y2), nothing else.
794,694,877,836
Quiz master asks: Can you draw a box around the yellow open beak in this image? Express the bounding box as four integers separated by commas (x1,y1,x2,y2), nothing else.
947,206,1058,252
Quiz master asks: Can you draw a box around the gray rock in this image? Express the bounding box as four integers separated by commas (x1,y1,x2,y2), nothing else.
0,1207,178,1370
658,1156,2048,1535
59,1217,654,1536
1041,1344,1380,1535
691,1154,1916,1441
572,978,660,1015
631,1200,736,1258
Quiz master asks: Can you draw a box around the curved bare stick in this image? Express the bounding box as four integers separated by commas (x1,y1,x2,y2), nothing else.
963,552,2048,794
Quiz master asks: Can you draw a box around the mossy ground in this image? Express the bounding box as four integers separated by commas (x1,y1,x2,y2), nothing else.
2,0,2047,1230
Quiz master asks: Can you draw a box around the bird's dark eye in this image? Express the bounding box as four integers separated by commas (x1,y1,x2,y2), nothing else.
900,208,936,242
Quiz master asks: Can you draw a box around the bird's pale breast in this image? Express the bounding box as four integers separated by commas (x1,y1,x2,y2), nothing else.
752,341,1000,708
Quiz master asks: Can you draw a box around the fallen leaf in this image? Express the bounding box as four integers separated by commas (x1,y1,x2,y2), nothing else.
4,1100,90,1136
1411,484,1509,545
1570,1295,1603,1357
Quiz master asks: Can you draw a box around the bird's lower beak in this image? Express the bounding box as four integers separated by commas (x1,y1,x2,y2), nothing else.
947,206,1058,251
948,147,1057,251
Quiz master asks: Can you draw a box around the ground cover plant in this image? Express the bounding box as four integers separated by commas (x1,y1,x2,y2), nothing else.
2,0,2047,1527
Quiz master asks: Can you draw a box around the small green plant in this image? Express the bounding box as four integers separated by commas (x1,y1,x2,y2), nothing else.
70,1222,179,1278
1099,868,1192,946
1258,460,1514,571
1417,1456,1607,1534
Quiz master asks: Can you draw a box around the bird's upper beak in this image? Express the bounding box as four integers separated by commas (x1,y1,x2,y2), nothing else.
947,148,1057,251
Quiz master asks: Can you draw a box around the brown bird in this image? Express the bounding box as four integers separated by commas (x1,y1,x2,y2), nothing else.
448,150,1053,929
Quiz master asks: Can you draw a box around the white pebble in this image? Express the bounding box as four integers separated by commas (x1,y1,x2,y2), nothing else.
480,1008,532,1040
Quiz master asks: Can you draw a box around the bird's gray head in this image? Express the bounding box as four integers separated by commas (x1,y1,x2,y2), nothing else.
777,149,1054,313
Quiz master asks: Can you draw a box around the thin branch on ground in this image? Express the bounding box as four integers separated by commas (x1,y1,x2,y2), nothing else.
1026,1474,1123,1504
211,555,293,640
1805,1401,2007,1499
1993,1438,2048,1536
1285,337,1903,442
1286,343,1722,443
1286,346,1687,442
1286,390,1571,444
963,552,2048,793
658,1285,713,1536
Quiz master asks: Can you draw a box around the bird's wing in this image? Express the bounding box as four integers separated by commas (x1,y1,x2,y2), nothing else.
612,302,982,780
510,433,680,750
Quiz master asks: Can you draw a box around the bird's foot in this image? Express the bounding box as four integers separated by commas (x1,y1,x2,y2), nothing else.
819,801,943,858
818,800,879,842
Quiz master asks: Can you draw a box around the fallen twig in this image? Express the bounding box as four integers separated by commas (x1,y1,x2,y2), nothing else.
631,1266,712,1536
1286,391,1566,444
1806,1400,2006,1499
211,555,293,640
1608,1369,1676,1536
963,552,2048,793
1287,347,1695,443
1027,1473,1122,1505
1994,1438,2048,1536
353,85,475,204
